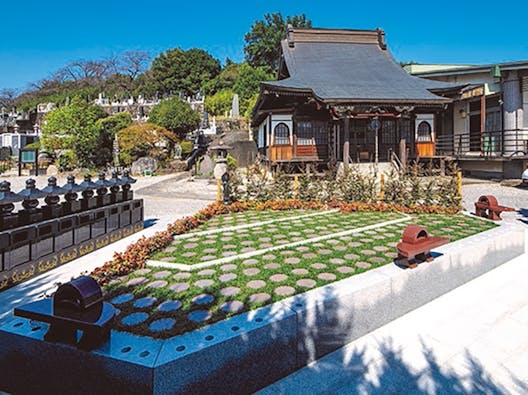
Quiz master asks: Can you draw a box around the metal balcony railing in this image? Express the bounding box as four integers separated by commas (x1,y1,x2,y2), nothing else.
435,129,528,158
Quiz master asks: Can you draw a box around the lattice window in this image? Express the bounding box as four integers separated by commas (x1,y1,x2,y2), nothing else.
297,121,328,145
274,123,290,145
417,121,432,142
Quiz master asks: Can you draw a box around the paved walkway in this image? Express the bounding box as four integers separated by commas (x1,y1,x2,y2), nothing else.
258,251,528,394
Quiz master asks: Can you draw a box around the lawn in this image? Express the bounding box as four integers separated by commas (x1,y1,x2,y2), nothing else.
104,209,496,338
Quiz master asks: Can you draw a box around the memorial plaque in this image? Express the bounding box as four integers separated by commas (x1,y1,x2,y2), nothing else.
119,203,131,227
107,207,119,232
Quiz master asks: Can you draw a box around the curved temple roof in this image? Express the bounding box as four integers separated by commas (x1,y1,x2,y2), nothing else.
262,28,455,105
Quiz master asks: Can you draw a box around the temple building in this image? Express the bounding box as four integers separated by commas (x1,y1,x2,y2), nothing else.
252,26,458,170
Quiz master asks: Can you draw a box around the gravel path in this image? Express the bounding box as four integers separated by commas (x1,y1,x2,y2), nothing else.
462,181,528,225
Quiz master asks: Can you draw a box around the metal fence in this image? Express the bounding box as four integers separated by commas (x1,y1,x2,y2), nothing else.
435,129,528,158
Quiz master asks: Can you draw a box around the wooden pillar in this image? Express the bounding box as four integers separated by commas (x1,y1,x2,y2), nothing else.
480,95,486,153
343,117,350,170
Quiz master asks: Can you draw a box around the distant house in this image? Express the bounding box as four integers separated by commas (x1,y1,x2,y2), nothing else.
407,62,528,178
252,26,459,170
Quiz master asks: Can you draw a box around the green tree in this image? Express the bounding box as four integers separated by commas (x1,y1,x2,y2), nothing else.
244,13,311,72
148,97,201,138
205,89,234,116
151,48,221,96
202,62,241,96
233,63,273,114
41,96,107,167
94,112,132,166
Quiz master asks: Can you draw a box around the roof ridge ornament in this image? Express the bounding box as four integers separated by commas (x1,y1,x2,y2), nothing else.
376,28,387,50
287,24,295,48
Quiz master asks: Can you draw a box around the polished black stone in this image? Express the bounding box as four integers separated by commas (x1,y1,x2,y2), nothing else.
80,197,97,211
61,200,82,215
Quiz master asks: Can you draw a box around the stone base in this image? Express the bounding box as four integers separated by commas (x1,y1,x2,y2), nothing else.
0,223,524,393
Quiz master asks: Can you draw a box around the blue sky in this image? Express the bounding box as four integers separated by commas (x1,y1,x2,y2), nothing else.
1,0,527,91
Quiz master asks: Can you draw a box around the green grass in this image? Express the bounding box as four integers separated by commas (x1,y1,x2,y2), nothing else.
104,211,497,339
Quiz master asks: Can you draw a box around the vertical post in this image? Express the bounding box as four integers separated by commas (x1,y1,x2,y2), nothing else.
399,138,407,171
480,94,486,154
343,117,350,170
379,173,385,201
440,158,445,176
456,170,462,199
216,179,221,202
374,120,379,177
293,175,299,199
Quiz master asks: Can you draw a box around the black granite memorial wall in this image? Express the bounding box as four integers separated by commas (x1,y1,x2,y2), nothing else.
0,172,143,291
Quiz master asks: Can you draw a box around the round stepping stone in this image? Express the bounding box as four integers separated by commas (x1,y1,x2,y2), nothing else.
183,243,198,249
220,264,237,272
243,258,259,265
203,248,218,253
147,280,167,289
153,270,171,279
133,297,157,308
292,268,309,275
311,263,327,270
220,237,233,242
195,279,214,288
164,246,176,253
333,245,347,251
326,239,340,245
337,266,355,274
111,293,134,305
247,280,266,289
276,240,290,245
126,277,146,287
360,238,373,244
262,254,276,261
220,286,240,297
223,244,237,249
318,273,337,281
302,253,317,259
135,268,151,275
187,237,200,242
355,261,372,269
192,293,214,305
198,269,216,276
348,242,362,248
181,252,196,257
222,251,237,257
122,312,148,326
329,258,345,265
169,283,190,293
201,255,217,261
296,279,316,288
274,286,295,296
258,237,271,242
241,247,257,253
264,263,280,270
173,272,191,280
344,253,360,260
203,240,216,245
373,235,385,240
243,268,260,276
241,240,254,246
219,273,237,282
270,274,288,282
284,257,300,264
385,252,398,259
296,246,310,252
259,243,274,249
220,301,245,313
387,242,398,247
249,293,271,304
317,249,333,255
369,257,386,264
289,231,301,236
360,250,376,255
188,310,212,323
280,250,295,256
291,237,304,242
149,318,176,332
157,300,182,312
159,257,174,262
